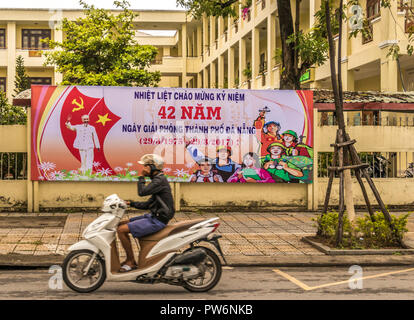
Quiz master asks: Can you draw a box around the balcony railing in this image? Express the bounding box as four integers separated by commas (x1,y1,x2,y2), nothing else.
259,61,267,74
205,45,210,56
233,18,239,34
319,114,414,127
362,19,374,44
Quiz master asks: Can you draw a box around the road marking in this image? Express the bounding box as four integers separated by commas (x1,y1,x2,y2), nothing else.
273,269,312,290
222,266,234,270
273,267,414,291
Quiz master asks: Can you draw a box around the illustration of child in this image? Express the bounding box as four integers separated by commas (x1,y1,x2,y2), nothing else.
189,157,224,183
262,142,304,182
228,152,274,183
253,108,283,157
281,130,313,158
185,137,241,182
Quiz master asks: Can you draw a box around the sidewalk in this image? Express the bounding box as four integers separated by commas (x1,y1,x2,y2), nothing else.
1,211,414,267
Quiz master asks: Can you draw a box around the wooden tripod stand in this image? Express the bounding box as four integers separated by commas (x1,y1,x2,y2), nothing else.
320,128,405,247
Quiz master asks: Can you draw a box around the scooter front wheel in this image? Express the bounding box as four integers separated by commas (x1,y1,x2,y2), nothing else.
62,249,106,293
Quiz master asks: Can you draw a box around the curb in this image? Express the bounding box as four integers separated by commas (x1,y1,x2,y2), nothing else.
226,255,414,267
302,236,414,256
2,253,414,268
0,254,64,267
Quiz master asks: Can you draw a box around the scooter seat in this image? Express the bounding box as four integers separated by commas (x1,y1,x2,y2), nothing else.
140,218,205,241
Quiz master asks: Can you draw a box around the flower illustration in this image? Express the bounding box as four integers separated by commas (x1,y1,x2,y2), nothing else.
126,162,133,167
163,167,172,173
97,168,112,176
129,170,137,175
49,171,64,180
114,166,124,172
38,176,45,180
174,168,189,177
69,170,79,175
38,162,56,172
93,161,101,168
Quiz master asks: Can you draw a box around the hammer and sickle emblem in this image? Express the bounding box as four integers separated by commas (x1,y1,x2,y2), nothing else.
71,97,85,112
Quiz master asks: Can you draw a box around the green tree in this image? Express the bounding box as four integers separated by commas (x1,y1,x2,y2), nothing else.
0,91,27,125
13,55,31,98
177,0,329,89
319,0,414,247
44,0,160,86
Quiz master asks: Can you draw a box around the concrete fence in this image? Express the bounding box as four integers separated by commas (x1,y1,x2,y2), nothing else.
2,108,414,212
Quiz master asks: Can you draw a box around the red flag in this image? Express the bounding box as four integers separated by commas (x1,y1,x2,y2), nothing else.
60,87,121,175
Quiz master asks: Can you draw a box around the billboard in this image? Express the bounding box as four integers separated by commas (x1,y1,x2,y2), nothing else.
31,86,313,183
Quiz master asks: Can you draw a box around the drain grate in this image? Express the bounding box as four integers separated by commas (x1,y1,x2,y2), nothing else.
0,216,67,228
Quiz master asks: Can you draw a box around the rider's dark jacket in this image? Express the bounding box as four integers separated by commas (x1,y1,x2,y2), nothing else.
130,173,175,224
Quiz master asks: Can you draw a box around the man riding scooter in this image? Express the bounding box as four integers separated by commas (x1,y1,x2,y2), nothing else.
117,154,175,273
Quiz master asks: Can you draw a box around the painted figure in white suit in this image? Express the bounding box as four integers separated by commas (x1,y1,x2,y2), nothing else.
65,114,100,174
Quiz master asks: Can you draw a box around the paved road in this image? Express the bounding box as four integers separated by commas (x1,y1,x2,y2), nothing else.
1,266,414,300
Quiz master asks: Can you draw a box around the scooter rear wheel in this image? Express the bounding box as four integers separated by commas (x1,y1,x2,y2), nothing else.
62,249,106,293
183,247,222,292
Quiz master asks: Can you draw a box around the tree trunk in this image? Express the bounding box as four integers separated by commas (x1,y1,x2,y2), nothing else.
324,1,345,130
276,0,300,89
294,0,301,80
344,163,356,222
335,0,355,222
325,0,348,246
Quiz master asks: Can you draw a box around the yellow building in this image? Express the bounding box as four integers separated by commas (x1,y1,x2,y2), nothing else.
1,1,413,98
0,8,195,100
1,2,414,212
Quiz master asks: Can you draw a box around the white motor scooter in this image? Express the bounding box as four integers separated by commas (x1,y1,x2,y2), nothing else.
62,194,226,293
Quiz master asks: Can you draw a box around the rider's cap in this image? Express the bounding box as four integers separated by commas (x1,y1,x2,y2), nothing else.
138,154,164,170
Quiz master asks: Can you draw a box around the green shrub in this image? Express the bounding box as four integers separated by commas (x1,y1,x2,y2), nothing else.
315,211,410,248
356,212,409,248
316,210,350,238
0,91,27,125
